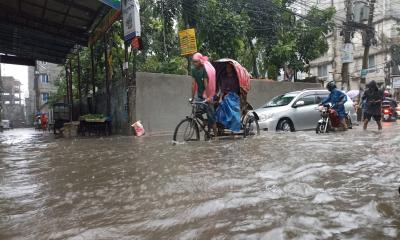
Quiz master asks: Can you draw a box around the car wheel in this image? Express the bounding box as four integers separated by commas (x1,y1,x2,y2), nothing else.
277,119,294,132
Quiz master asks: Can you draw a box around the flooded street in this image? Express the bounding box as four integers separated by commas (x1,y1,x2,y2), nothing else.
1,124,400,240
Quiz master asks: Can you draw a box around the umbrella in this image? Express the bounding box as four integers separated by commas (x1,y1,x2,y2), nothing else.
346,90,359,99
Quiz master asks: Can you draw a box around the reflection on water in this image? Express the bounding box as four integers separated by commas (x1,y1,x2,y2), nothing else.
1,125,400,239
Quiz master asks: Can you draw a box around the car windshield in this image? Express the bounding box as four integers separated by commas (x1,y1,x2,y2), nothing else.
263,94,296,108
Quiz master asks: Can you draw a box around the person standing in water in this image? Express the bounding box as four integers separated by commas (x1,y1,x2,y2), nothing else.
40,113,48,131
362,80,383,130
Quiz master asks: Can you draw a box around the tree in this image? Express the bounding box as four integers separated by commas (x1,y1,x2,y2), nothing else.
56,0,336,106
195,0,249,59
266,5,335,79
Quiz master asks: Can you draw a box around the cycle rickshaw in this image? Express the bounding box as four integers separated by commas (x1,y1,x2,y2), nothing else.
173,59,260,142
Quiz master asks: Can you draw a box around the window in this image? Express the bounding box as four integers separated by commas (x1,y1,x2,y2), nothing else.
263,94,296,108
298,95,316,106
317,65,328,79
368,55,376,73
40,74,49,83
41,61,47,65
390,25,399,38
41,93,49,103
316,94,329,104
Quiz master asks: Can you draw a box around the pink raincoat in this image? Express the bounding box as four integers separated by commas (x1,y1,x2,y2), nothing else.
192,53,216,99
215,58,251,93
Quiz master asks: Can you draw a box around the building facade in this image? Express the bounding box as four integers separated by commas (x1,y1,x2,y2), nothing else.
1,76,22,105
294,0,400,90
0,76,25,127
25,61,62,125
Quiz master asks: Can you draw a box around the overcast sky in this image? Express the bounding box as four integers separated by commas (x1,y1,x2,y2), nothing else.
1,64,29,101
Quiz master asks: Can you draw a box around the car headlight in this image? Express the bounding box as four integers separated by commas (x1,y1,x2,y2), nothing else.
259,113,274,121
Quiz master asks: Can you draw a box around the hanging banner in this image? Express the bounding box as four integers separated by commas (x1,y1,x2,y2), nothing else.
122,0,141,42
360,69,368,78
89,9,121,47
179,28,197,56
98,0,121,9
341,43,353,63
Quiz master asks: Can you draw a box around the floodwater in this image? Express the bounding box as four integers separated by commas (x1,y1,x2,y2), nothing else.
1,123,400,240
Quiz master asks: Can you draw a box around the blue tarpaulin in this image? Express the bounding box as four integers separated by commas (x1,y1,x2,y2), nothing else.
98,0,121,9
216,92,241,132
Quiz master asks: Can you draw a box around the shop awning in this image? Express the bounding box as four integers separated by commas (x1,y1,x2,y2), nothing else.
0,0,113,64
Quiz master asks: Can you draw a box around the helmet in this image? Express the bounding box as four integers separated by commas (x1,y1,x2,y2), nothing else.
326,81,337,91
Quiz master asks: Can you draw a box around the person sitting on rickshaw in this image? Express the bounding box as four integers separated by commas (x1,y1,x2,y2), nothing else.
215,62,241,132
219,63,240,98
191,52,218,136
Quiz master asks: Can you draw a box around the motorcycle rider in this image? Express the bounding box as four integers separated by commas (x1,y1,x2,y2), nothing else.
321,81,348,130
383,91,398,119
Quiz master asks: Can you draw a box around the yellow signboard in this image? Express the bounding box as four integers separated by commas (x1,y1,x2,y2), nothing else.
179,28,197,56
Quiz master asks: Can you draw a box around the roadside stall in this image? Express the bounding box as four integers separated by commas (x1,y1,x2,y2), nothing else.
79,114,112,136
53,103,70,134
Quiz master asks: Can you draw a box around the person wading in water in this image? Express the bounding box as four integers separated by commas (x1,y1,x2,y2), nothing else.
362,80,383,130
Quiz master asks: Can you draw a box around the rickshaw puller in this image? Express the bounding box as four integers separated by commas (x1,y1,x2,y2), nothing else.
191,53,218,137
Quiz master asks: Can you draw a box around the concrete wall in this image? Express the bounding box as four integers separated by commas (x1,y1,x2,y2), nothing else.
135,72,321,134
135,72,192,134
95,81,129,135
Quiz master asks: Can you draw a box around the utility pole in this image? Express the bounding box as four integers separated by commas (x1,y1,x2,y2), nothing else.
341,0,353,90
68,60,74,121
65,64,69,105
77,51,82,117
90,45,96,114
104,34,111,117
34,62,40,114
360,0,376,89
331,0,337,83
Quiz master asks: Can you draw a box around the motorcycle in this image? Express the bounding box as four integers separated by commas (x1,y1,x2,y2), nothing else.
316,103,352,134
382,101,397,122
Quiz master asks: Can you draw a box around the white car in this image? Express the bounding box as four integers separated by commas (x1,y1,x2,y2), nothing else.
255,89,357,132
1,120,11,130
397,103,400,118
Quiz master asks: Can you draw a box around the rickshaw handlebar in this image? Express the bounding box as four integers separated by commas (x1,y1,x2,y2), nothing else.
189,98,207,105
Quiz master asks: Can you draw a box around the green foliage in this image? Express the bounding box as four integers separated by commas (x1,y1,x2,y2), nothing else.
195,0,249,59
59,0,336,102
48,70,66,106
267,6,335,74
139,56,188,75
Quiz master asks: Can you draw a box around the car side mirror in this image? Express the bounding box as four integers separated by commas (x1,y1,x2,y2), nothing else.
293,100,305,108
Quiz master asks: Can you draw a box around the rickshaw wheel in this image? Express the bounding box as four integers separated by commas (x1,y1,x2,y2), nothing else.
173,118,200,142
243,113,260,138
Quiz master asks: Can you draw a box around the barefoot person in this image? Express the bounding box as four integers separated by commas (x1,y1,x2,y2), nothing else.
362,81,383,130
40,113,48,131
